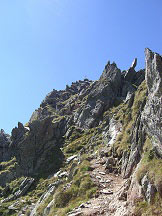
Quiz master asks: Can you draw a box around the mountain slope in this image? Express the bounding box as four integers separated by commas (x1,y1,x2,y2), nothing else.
0,48,161,216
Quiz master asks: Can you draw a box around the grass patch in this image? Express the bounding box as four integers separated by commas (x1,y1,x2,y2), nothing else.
136,137,162,190
0,157,17,174
64,131,94,155
109,81,147,156
47,160,97,216
134,193,162,216
0,201,17,216
37,195,53,215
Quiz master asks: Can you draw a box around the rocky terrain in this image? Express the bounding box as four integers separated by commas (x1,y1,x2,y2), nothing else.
0,48,161,216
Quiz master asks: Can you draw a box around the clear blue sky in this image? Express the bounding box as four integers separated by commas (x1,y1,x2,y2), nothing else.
0,0,162,134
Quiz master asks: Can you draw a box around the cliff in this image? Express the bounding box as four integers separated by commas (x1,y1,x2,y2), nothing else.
0,48,161,216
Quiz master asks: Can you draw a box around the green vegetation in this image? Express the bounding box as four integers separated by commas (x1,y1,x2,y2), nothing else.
64,129,94,155
52,115,65,124
134,137,162,215
132,81,148,121
47,160,97,216
0,157,18,175
136,137,162,188
37,195,53,215
0,157,17,170
7,177,26,195
0,175,59,216
0,201,17,216
27,176,58,202
103,81,147,156
134,194,162,216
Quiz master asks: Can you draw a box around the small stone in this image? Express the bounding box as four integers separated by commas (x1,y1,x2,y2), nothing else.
66,155,78,164
101,189,113,195
58,171,68,178
99,171,106,175
79,203,85,208
99,179,106,183
67,211,82,216
106,179,112,183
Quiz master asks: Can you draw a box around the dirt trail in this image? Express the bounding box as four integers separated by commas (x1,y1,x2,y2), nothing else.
68,158,129,216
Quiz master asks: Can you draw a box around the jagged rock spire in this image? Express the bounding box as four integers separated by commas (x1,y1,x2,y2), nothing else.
131,58,137,69
145,48,162,94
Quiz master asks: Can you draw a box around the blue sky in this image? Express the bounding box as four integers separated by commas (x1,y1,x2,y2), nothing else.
0,0,162,134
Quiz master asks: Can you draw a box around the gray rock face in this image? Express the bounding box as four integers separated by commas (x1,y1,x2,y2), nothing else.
120,49,162,180
100,61,121,89
0,129,11,162
124,58,137,82
121,81,136,98
141,175,156,204
10,117,66,176
142,48,162,157
11,122,26,143
30,80,93,123
121,113,146,178
131,58,137,69
40,80,92,109
145,48,162,94
74,62,122,128
133,69,145,86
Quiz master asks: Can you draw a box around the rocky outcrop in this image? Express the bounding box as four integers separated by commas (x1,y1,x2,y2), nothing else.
6,116,66,179
0,129,11,162
2,177,35,203
142,48,162,157
121,109,146,178
120,49,162,214
30,180,62,216
74,62,122,128
140,174,157,204
99,61,121,88
124,58,137,82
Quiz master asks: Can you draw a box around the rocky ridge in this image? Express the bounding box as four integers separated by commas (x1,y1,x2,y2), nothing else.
0,48,161,216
